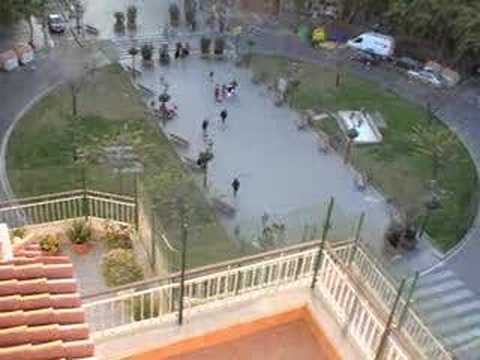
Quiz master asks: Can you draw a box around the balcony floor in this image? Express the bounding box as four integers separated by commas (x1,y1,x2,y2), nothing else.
95,287,361,360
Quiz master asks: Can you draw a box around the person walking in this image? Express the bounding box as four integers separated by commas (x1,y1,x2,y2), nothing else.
220,109,228,124
202,118,209,133
209,71,214,81
232,178,240,197
214,84,221,102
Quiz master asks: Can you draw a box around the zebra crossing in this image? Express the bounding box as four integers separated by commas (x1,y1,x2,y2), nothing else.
414,266,480,359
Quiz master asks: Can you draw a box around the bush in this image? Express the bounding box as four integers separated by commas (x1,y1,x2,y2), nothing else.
103,222,133,250
67,220,92,245
169,3,180,26
214,37,225,55
200,37,211,55
40,234,60,255
127,5,137,29
102,249,144,287
12,227,27,239
141,44,154,61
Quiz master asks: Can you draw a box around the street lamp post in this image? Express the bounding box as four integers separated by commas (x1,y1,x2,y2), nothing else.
419,193,441,237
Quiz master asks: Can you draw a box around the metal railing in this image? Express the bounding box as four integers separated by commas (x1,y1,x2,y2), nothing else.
0,189,136,228
82,240,451,359
347,244,452,359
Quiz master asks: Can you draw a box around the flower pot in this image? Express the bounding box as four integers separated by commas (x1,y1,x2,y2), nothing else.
72,243,92,255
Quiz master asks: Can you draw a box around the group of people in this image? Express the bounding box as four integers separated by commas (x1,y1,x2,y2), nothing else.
214,80,238,103
174,42,190,59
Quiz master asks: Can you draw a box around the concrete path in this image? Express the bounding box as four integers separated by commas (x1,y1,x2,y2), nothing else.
136,58,390,253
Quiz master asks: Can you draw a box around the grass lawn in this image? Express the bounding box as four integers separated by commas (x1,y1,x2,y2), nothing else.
249,55,479,251
7,64,245,268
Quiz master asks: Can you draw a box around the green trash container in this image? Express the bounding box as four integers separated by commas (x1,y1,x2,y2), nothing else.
297,25,312,44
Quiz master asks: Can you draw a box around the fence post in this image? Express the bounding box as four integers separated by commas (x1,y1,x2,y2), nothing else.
375,278,406,360
348,212,365,268
311,197,334,290
396,271,419,330
178,219,188,326
82,166,89,221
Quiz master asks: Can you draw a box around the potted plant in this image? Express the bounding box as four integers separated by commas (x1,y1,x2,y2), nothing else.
126,5,137,30
68,220,93,254
114,11,125,33
169,3,180,27
103,221,133,250
159,43,170,65
40,234,60,255
200,37,211,56
141,44,154,62
214,37,225,56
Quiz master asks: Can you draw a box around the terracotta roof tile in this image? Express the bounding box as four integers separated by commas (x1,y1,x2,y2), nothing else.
0,243,94,359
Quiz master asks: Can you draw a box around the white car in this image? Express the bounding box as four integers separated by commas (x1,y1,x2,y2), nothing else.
407,69,444,87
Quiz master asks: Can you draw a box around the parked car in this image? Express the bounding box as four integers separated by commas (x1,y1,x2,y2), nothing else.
407,69,445,87
395,57,422,71
347,32,395,58
48,14,66,33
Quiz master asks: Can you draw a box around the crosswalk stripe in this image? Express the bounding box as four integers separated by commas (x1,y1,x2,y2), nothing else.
416,289,475,311
429,302,480,323
415,280,464,298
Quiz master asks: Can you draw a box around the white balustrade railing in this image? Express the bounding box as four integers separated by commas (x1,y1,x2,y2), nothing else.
82,241,450,359
0,189,136,227
346,245,452,360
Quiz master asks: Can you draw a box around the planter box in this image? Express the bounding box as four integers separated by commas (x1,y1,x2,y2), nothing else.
0,50,19,72
14,44,34,65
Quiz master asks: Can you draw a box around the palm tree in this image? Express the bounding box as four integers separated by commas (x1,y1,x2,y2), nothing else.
411,123,458,180
128,47,139,78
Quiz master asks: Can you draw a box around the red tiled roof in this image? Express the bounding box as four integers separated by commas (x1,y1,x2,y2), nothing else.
0,244,95,360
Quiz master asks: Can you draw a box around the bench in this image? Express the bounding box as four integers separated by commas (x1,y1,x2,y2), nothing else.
168,133,190,148
212,197,236,217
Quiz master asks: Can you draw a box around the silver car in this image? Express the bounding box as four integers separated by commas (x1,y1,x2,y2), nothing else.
407,69,445,88
48,14,66,33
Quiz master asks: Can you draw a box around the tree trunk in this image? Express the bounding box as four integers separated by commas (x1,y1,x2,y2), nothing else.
344,139,353,164
203,165,208,188
71,86,78,116
27,15,35,45
132,56,136,78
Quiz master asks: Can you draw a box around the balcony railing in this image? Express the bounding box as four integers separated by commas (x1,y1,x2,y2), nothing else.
82,240,452,360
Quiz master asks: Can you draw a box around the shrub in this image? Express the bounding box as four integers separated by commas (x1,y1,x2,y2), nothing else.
200,37,211,55
141,44,154,61
127,5,137,29
103,222,133,250
214,37,225,55
102,249,144,287
67,220,92,245
12,227,26,239
40,234,60,255
169,3,180,26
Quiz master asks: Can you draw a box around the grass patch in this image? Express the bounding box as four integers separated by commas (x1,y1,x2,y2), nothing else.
249,55,479,251
7,64,245,268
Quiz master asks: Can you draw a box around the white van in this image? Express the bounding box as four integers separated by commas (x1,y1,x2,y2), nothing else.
347,32,395,58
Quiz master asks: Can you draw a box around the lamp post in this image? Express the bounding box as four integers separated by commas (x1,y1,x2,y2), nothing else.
419,193,441,238
344,127,359,164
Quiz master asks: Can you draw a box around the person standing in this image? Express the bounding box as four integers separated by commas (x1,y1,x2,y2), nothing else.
232,178,240,197
220,109,228,124
202,118,209,133
209,71,214,81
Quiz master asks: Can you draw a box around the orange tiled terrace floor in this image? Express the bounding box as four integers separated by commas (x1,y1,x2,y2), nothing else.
129,308,340,360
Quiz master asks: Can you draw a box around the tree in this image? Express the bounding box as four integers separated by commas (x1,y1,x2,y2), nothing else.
197,148,214,188
344,128,359,164
8,0,49,45
411,123,458,180
184,0,197,30
128,47,139,78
